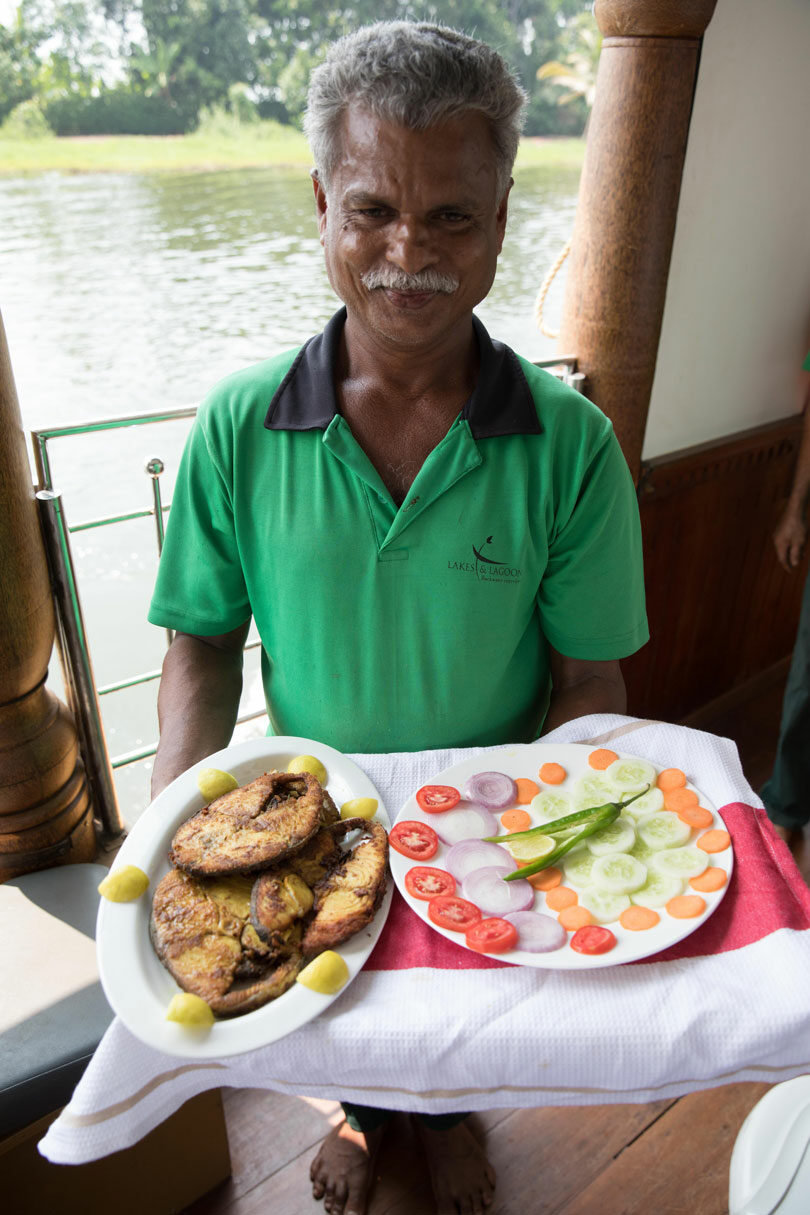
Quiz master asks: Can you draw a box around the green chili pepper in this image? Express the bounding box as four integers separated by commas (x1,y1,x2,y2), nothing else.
499,787,650,881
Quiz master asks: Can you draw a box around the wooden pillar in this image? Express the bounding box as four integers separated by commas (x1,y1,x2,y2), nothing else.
0,309,95,878
558,0,718,480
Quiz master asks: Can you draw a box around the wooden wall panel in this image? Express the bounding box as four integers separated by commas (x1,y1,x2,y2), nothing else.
623,415,809,721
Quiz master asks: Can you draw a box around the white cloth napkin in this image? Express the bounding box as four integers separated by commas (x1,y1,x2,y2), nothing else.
39,715,810,1165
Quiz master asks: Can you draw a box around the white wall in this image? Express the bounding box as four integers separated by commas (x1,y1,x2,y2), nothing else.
642,0,810,459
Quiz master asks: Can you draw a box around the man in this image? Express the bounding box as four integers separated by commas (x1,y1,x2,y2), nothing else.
761,350,810,846
148,22,648,1215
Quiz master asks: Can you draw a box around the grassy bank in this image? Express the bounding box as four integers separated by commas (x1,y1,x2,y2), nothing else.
0,123,585,176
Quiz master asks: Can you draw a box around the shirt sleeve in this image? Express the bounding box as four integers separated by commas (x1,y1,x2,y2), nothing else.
537,425,649,660
147,409,251,636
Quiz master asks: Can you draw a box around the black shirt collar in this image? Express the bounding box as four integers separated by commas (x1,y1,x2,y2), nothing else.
264,307,541,438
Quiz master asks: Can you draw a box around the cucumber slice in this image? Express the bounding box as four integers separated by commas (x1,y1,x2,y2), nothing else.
638,812,692,851
563,847,598,887
606,757,658,793
630,837,657,863
629,871,684,908
530,790,573,824
573,773,618,802
650,845,710,879
590,852,648,894
621,786,665,819
578,888,632,925
587,814,636,856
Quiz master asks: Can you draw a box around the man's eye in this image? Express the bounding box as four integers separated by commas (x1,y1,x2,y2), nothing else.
438,211,471,224
356,207,388,218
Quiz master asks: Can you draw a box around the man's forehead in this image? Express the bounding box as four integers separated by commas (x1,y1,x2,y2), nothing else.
330,105,500,193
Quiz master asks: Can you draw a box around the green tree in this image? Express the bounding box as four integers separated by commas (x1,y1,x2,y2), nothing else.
0,5,46,122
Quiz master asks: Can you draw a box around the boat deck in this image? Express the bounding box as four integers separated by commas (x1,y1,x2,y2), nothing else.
185,671,809,1215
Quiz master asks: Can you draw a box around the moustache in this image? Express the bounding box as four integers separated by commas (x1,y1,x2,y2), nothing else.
360,267,459,294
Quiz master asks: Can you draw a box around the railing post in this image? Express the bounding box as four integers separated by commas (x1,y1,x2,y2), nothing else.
36,489,124,838
558,0,718,480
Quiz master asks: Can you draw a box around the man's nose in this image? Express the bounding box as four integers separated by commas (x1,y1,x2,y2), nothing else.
385,217,437,274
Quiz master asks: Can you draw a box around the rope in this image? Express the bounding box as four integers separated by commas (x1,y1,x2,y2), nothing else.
534,237,572,339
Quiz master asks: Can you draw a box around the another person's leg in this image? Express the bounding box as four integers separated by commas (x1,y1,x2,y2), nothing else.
310,1102,391,1215
762,569,810,839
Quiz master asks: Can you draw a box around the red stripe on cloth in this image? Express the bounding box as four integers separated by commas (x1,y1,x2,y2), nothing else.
365,805,810,971
634,803,810,964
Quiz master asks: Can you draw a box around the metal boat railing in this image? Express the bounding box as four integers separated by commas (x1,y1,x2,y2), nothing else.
30,356,583,839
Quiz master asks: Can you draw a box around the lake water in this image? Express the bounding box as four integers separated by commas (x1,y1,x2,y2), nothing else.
0,162,581,823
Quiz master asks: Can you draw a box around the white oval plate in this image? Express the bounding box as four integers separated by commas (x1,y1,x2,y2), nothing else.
390,741,732,970
96,737,391,1058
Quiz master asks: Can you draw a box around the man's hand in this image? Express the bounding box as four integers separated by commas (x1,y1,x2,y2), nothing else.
773,504,807,571
151,622,251,799
542,649,627,735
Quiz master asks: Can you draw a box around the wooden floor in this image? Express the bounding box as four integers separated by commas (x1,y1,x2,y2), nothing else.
186,670,810,1215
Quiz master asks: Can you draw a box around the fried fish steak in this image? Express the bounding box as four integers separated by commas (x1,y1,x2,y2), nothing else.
301,818,389,957
169,770,325,876
151,868,302,1017
250,823,344,944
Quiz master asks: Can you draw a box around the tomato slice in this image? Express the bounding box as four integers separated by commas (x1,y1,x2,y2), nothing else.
389,820,439,861
404,866,456,901
465,917,518,954
415,784,461,814
427,894,482,932
569,925,617,955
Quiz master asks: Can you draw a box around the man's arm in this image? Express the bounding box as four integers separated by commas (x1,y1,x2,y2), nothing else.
151,621,251,799
541,648,627,735
773,371,810,571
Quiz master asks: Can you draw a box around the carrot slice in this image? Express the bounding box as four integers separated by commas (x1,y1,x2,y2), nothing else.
528,866,562,891
558,905,592,931
657,767,687,791
664,787,699,813
501,807,532,832
515,778,540,804
666,894,707,918
539,762,567,785
545,885,578,911
697,829,731,853
619,906,660,931
588,748,618,770
690,867,728,893
676,804,714,830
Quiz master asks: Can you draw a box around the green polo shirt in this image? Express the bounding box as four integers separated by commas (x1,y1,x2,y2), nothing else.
149,310,648,753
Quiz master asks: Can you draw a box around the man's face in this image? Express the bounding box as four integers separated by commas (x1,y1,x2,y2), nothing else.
313,106,511,354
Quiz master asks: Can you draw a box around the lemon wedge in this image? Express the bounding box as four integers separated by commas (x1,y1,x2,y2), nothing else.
504,833,556,864
339,797,378,820
287,754,328,785
296,950,349,995
97,865,149,902
166,993,215,1028
197,767,239,801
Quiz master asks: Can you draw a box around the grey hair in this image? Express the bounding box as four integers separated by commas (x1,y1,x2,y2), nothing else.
304,22,528,199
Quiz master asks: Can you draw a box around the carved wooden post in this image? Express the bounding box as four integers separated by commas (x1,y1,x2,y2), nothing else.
558,0,718,480
0,308,95,879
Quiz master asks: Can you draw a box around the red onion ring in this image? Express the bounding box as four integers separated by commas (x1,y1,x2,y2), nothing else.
462,866,534,916
430,803,499,845
462,770,518,809
503,911,567,952
445,840,517,882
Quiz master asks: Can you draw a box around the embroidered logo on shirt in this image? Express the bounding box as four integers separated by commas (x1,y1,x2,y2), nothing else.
447,535,522,583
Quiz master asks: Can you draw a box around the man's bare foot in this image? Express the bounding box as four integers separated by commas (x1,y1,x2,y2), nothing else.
414,1116,496,1214
310,1119,384,1215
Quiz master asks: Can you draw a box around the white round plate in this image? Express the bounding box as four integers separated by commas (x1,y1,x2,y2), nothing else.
390,741,732,970
96,737,392,1057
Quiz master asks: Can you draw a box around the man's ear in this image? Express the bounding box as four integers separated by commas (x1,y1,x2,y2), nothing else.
312,170,328,245
495,178,512,254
